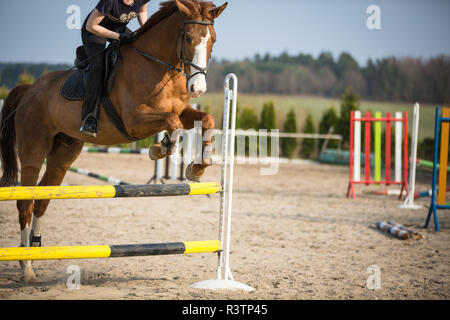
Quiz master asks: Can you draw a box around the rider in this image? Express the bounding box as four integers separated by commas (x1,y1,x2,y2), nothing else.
80,0,150,137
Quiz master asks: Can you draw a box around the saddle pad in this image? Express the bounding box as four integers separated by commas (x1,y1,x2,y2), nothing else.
60,43,120,101
59,44,137,141
60,68,87,101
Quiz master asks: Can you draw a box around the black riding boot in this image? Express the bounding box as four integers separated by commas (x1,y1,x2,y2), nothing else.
80,43,106,137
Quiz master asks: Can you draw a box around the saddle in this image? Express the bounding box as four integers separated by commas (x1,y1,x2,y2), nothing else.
61,43,119,101
61,43,138,141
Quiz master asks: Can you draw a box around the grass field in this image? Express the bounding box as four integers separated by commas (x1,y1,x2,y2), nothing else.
192,93,438,139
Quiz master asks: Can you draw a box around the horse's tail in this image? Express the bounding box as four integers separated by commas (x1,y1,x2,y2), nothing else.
0,84,32,187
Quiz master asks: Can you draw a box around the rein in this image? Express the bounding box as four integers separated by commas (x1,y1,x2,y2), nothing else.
131,20,214,87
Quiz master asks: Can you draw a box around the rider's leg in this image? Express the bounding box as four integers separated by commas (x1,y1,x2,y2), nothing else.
80,31,106,137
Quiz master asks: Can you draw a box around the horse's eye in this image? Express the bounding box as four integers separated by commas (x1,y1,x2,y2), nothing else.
186,36,192,44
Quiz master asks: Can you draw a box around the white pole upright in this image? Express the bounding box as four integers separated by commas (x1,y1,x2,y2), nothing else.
354,111,361,182
395,112,403,183
400,103,422,209
190,74,254,292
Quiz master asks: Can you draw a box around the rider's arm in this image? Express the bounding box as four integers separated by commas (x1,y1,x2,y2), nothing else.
138,4,148,26
86,8,120,41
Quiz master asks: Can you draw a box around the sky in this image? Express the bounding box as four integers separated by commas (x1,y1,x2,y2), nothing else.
0,0,449,66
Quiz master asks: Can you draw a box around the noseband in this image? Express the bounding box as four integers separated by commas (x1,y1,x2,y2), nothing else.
131,20,214,87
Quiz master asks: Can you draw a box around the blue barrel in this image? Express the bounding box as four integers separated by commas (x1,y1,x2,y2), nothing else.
319,149,374,167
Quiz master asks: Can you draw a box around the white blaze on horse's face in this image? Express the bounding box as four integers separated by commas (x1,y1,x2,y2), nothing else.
188,28,211,98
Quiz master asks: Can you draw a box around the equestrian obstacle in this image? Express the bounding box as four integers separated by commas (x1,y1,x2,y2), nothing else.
347,110,409,199
82,147,149,154
365,186,450,200
0,73,253,291
67,165,130,185
0,241,221,261
82,104,201,184
1,162,129,186
376,221,422,240
83,143,184,183
418,159,450,172
0,182,221,200
400,103,421,209
425,107,450,232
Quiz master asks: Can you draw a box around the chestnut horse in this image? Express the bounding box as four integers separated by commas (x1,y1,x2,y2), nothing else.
0,0,227,282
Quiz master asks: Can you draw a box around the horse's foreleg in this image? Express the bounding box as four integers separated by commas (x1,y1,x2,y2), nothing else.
179,105,215,181
17,166,42,282
148,112,184,160
31,137,84,252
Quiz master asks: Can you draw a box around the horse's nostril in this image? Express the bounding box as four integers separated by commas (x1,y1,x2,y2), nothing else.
190,84,196,93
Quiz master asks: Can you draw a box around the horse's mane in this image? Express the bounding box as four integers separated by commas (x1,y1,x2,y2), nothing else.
136,0,216,37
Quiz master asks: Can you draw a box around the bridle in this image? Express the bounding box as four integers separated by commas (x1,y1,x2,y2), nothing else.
131,19,214,88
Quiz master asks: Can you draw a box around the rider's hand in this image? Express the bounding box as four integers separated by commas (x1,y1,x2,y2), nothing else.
119,32,136,44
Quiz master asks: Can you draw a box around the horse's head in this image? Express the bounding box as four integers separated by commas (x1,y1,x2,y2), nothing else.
174,0,227,97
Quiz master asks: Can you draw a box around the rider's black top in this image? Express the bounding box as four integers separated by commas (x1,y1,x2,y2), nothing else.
83,0,150,34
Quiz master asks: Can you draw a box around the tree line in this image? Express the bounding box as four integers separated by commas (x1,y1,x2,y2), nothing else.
206,52,450,104
0,63,71,90
1,52,449,104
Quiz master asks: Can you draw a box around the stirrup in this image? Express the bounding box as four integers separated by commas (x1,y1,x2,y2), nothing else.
80,125,98,137
80,116,98,137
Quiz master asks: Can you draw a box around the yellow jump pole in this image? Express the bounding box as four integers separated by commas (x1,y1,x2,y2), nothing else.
0,241,221,261
0,183,221,201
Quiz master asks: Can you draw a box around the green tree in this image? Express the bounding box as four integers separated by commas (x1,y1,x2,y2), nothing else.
41,67,49,76
239,107,259,130
336,87,361,149
0,85,9,100
337,52,359,76
259,101,277,156
281,109,298,158
16,70,35,85
135,136,156,149
318,106,339,150
418,137,435,161
202,104,211,115
316,51,335,70
237,107,258,156
301,114,316,158
259,101,277,130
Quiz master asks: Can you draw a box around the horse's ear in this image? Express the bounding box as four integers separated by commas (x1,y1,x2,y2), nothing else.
210,2,228,19
174,0,191,18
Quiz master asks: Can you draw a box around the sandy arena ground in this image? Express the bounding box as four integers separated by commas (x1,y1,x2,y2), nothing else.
0,152,449,299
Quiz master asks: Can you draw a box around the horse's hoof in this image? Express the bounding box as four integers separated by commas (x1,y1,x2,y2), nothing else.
185,163,204,182
21,267,37,283
149,144,161,160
